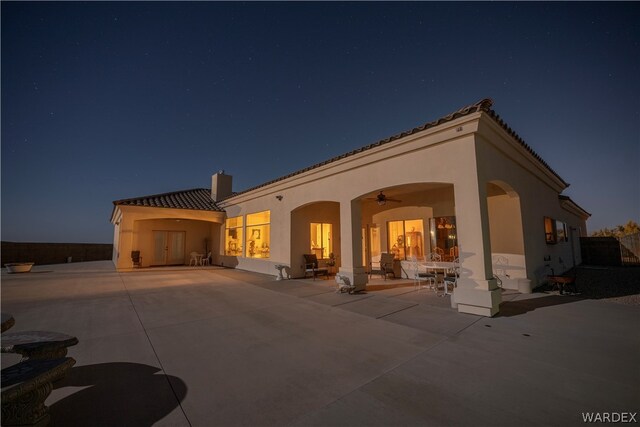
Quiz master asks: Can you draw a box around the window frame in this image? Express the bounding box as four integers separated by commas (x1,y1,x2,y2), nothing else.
224,216,244,256
245,210,271,259
310,222,333,259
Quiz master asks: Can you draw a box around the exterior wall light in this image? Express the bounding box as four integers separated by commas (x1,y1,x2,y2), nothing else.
276,195,283,201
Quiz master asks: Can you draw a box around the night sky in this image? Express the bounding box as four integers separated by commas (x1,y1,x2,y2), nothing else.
2,2,638,243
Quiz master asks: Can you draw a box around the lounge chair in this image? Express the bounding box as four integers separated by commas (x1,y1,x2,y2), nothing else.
370,253,396,280
303,254,329,280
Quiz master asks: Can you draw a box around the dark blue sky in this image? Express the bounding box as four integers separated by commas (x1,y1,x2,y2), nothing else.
2,2,638,243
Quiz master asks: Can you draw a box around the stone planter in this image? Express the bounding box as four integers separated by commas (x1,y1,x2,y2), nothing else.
4,263,34,273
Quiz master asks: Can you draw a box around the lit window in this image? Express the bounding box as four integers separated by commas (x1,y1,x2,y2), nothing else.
246,211,270,258
310,223,332,259
225,216,243,256
544,217,568,244
388,219,425,260
369,225,381,260
544,217,555,244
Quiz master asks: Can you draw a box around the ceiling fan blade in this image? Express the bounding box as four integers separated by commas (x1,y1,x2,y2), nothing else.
364,192,402,204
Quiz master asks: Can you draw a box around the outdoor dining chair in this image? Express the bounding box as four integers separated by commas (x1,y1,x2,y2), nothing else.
189,252,200,266
443,258,460,295
370,253,396,280
303,254,329,280
408,257,436,291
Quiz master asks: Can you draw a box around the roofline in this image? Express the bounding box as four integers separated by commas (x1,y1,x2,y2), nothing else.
112,187,212,205
222,98,568,201
559,195,591,218
110,204,121,224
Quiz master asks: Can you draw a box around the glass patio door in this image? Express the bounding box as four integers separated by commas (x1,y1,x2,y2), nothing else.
152,231,185,265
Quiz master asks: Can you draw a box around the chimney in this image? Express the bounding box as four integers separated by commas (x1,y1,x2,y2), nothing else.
211,170,233,202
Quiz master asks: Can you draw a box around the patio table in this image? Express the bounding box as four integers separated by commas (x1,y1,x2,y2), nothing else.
1,330,79,359
422,261,456,296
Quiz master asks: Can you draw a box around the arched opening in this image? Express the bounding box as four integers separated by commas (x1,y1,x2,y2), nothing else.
358,183,456,275
290,201,341,278
486,181,529,291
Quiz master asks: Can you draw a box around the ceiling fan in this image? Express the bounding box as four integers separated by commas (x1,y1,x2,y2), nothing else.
366,191,402,206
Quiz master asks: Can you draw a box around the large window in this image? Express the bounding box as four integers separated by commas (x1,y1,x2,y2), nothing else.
388,219,424,260
310,223,332,259
429,216,458,258
246,210,270,258
225,216,243,256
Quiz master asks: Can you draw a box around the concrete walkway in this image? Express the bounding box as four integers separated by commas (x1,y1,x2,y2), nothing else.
1,261,638,426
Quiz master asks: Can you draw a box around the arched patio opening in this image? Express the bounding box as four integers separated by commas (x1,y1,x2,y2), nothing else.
486,181,530,292
290,201,341,278
357,183,456,276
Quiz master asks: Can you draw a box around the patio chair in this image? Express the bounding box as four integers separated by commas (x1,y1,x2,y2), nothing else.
131,251,142,268
427,252,442,262
201,252,212,266
407,257,436,291
189,252,200,266
443,258,460,295
370,253,396,280
303,254,329,280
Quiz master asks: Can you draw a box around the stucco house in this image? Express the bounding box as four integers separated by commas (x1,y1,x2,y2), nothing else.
111,99,590,317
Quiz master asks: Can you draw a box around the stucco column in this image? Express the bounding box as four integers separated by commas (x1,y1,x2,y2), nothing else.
338,199,368,291
116,217,135,269
452,183,502,316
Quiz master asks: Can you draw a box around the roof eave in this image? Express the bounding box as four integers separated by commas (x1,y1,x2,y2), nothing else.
559,195,591,219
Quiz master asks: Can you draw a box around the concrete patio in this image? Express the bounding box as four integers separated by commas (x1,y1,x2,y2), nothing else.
2,261,638,426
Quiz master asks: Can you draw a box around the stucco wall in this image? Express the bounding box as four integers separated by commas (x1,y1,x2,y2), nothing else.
475,120,587,285
487,194,525,255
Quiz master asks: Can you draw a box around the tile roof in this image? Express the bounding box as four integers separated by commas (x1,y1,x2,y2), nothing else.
113,188,222,212
222,99,568,201
559,195,591,217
